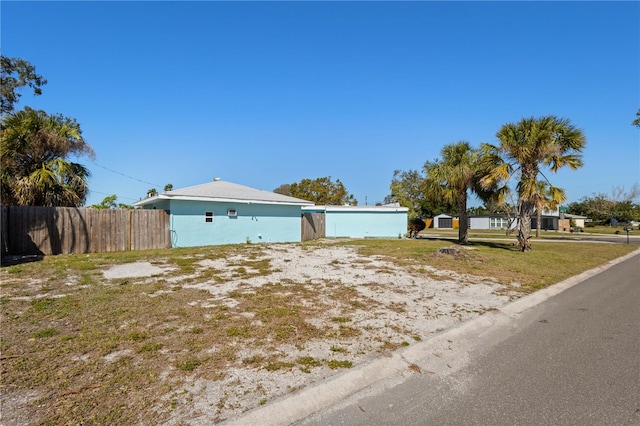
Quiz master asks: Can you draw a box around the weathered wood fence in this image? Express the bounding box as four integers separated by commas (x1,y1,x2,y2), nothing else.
1,206,171,255
301,212,325,242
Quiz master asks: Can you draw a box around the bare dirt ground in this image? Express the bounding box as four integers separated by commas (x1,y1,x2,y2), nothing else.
102,243,519,424
1,242,524,425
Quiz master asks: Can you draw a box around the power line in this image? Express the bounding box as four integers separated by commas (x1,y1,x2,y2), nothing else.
89,160,162,188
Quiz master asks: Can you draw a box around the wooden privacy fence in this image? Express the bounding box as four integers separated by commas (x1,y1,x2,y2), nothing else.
301,212,325,242
1,206,171,255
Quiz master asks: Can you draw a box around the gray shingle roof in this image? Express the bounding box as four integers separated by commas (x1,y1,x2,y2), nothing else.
135,179,313,206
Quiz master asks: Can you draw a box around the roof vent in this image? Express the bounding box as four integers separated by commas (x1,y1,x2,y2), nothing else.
214,177,221,181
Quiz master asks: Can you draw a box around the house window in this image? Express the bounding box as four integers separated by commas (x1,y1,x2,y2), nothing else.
490,217,508,229
205,212,213,223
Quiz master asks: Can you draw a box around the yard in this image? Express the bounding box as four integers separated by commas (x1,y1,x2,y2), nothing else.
1,238,636,425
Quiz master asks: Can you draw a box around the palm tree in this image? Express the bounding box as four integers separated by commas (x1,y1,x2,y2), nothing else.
424,141,499,245
1,107,94,206
532,180,565,238
482,116,585,251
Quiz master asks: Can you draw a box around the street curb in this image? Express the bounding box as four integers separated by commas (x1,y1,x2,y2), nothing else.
224,248,640,426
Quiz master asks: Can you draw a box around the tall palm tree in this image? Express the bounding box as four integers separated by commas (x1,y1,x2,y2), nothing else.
1,107,94,206
482,116,585,251
425,141,499,245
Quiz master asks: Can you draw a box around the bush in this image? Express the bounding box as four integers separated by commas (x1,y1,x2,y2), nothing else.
407,217,426,238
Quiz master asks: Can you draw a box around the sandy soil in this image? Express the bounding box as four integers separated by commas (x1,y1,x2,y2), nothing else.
99,243,520,424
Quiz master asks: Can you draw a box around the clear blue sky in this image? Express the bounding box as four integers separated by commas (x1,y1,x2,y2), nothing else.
2,1,639,207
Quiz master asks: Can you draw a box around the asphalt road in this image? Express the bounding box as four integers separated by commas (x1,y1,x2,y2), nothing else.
294,251,640,426
567,233,640,246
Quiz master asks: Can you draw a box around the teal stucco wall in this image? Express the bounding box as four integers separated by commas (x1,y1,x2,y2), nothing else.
325,211,406,238
303,206,408,239
166,200,302,247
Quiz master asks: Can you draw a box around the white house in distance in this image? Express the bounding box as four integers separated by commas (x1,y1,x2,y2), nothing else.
469,214,517,231
471,210,587,231
564,213,587,229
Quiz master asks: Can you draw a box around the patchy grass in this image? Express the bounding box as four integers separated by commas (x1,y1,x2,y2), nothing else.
0,239,635,424
344,239,636,290
583,225,639,234
326,359,353,369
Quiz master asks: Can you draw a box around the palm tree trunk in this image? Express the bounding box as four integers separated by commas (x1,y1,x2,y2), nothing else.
458,191,469,245
535,207,541,238
518,165,538,252
518,201,534,251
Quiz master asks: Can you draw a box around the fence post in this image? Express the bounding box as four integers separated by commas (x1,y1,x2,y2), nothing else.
127,209,132,251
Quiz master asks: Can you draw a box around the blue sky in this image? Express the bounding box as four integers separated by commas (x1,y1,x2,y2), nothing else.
2,1,638,207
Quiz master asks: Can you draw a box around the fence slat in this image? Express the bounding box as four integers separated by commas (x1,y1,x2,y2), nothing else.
2,206,171,255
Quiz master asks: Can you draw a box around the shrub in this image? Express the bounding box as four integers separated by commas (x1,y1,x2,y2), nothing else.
407,217,426,238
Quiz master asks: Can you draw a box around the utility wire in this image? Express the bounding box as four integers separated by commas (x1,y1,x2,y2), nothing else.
89,160,163,189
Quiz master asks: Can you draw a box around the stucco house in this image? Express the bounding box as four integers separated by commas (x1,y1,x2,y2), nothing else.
133,178,312,247
302,204,409,239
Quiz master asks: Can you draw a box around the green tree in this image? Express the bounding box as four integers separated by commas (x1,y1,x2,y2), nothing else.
90,194,134,209
568,194,612,224
146,188,158,198
273,183,291,196
283,177,357,205
1,55,47,115
467,205,492,216
387,169,427,217
568,186,640,224
386,169,458,218
164,183,173,192
424,141,500,245
482,116,586,251
1,107,94,206
91,194,118,209
633,109,640,127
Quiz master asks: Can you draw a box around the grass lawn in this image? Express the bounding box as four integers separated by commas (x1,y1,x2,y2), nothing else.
1,238,637,424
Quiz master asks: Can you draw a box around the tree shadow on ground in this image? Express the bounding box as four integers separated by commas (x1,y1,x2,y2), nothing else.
416,235,517,251
1,254,44,267
466,240,517,251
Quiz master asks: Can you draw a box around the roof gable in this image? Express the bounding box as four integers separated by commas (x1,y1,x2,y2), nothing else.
134,179,313,207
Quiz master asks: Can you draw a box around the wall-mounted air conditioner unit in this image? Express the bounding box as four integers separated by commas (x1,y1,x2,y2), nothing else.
227,209,237,217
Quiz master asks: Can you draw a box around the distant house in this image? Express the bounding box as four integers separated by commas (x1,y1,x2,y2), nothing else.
564,213,587,229
469,214,516,230
133,178,312,247
433,214,455,229
468,211,587,231
302,204,409,239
